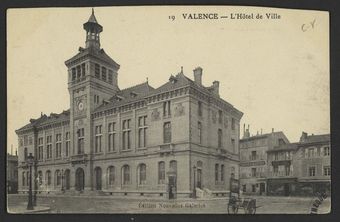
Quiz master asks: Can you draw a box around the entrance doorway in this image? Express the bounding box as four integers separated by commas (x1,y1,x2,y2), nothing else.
94,167,102,190
75,168,85,191
284,183,290,196
64,169,70,190
260,183,265,195
168,176,176,199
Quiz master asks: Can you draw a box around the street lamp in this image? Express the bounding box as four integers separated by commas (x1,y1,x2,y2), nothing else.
193,165,197,199
26,153,34,210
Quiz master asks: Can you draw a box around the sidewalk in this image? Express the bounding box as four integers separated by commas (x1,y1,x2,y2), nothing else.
7,205,51,214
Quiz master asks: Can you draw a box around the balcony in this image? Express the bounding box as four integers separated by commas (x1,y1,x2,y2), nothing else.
240,172,267,179
159,144,174,154
267,171,294,178
70,154,88,165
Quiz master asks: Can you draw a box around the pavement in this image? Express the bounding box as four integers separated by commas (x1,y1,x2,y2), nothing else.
7,194,331,214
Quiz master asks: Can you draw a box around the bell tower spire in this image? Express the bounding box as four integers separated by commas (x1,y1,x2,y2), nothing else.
83,8,103,49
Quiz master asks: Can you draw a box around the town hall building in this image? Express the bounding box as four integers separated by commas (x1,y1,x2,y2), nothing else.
16,10,243,198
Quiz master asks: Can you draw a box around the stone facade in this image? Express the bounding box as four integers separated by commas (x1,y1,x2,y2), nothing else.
16,11,243,198
7,153,18,193
239,128,290,195
267,132,330,196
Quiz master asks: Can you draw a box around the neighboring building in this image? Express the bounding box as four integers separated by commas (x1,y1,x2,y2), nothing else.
239,127,289,195
267,132,331,196
16,10,243,198
7,153,18,194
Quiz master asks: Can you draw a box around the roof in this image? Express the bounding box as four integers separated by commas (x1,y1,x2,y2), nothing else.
16,110,70,133
94,82,155,112
88,9,98,23
268,143,298,153
65,47,119,68
240,131,284,142
300,134,330,144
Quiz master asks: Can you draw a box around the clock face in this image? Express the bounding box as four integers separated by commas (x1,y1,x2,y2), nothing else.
78,102,84,111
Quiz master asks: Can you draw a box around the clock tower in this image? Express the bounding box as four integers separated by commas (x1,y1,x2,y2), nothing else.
64,9,120,191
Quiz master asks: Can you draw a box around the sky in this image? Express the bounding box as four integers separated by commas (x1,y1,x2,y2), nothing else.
7,6,329,154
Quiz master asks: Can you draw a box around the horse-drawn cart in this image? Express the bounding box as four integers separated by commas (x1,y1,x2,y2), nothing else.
227,178,257,214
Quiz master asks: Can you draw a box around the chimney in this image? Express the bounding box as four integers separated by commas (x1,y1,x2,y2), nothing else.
272,128,274,133
300,131,308,142
212,80,220,96
243,124,245,137
15,150,17,156
193,67,202,86
261,129,263,135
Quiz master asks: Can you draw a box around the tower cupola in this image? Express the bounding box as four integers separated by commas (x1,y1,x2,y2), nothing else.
83,8,103,49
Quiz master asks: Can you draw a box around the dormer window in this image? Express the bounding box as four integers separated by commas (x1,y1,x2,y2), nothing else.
130,91,138,97
169,75,177,84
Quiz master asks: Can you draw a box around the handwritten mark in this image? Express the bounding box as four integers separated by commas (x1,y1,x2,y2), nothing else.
301,19,316,32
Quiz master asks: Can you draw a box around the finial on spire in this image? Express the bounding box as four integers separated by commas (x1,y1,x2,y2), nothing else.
92,8,94,15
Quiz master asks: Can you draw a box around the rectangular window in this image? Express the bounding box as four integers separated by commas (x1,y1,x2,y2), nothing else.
46,135,52,159
72,68,76,81
251,168,257,177
323,146,330,156
215,164,219,183
29,137,33,145
231,118,236,130
78,128,84,154
95,63,100,78
138,116,148,148
218,110,222,123
308,148,315,158
252,184,256,192
122,119,131,150
101,66,107,81
323,166,331,176
198,101,202,116
163,122,172,143
81,63,85,77
65,132,70,157
198,122,202,144
38,137,44,160
218,129,222,148
24,136,28,146
76,65,81,79
221,164,225,182
309,166,316,177
95,125,102,153
108,70,113,84
158,162,165,184
231,139,236,152
251,151,257,160
163,101,171,117
55,133,62,158
108,122,116,152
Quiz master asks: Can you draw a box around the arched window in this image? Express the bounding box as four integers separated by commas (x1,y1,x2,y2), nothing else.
46,170,51,186
55,170,61,186
138,164,146,185
122,165,130,185
38,171,43,186
26,171,29,186
22,172,26,186
158,161,165,184
170,160,177,172
215,164,219,183
107,166,115,187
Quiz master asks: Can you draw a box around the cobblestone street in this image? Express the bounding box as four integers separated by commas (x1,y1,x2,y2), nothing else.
7,194,330,214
